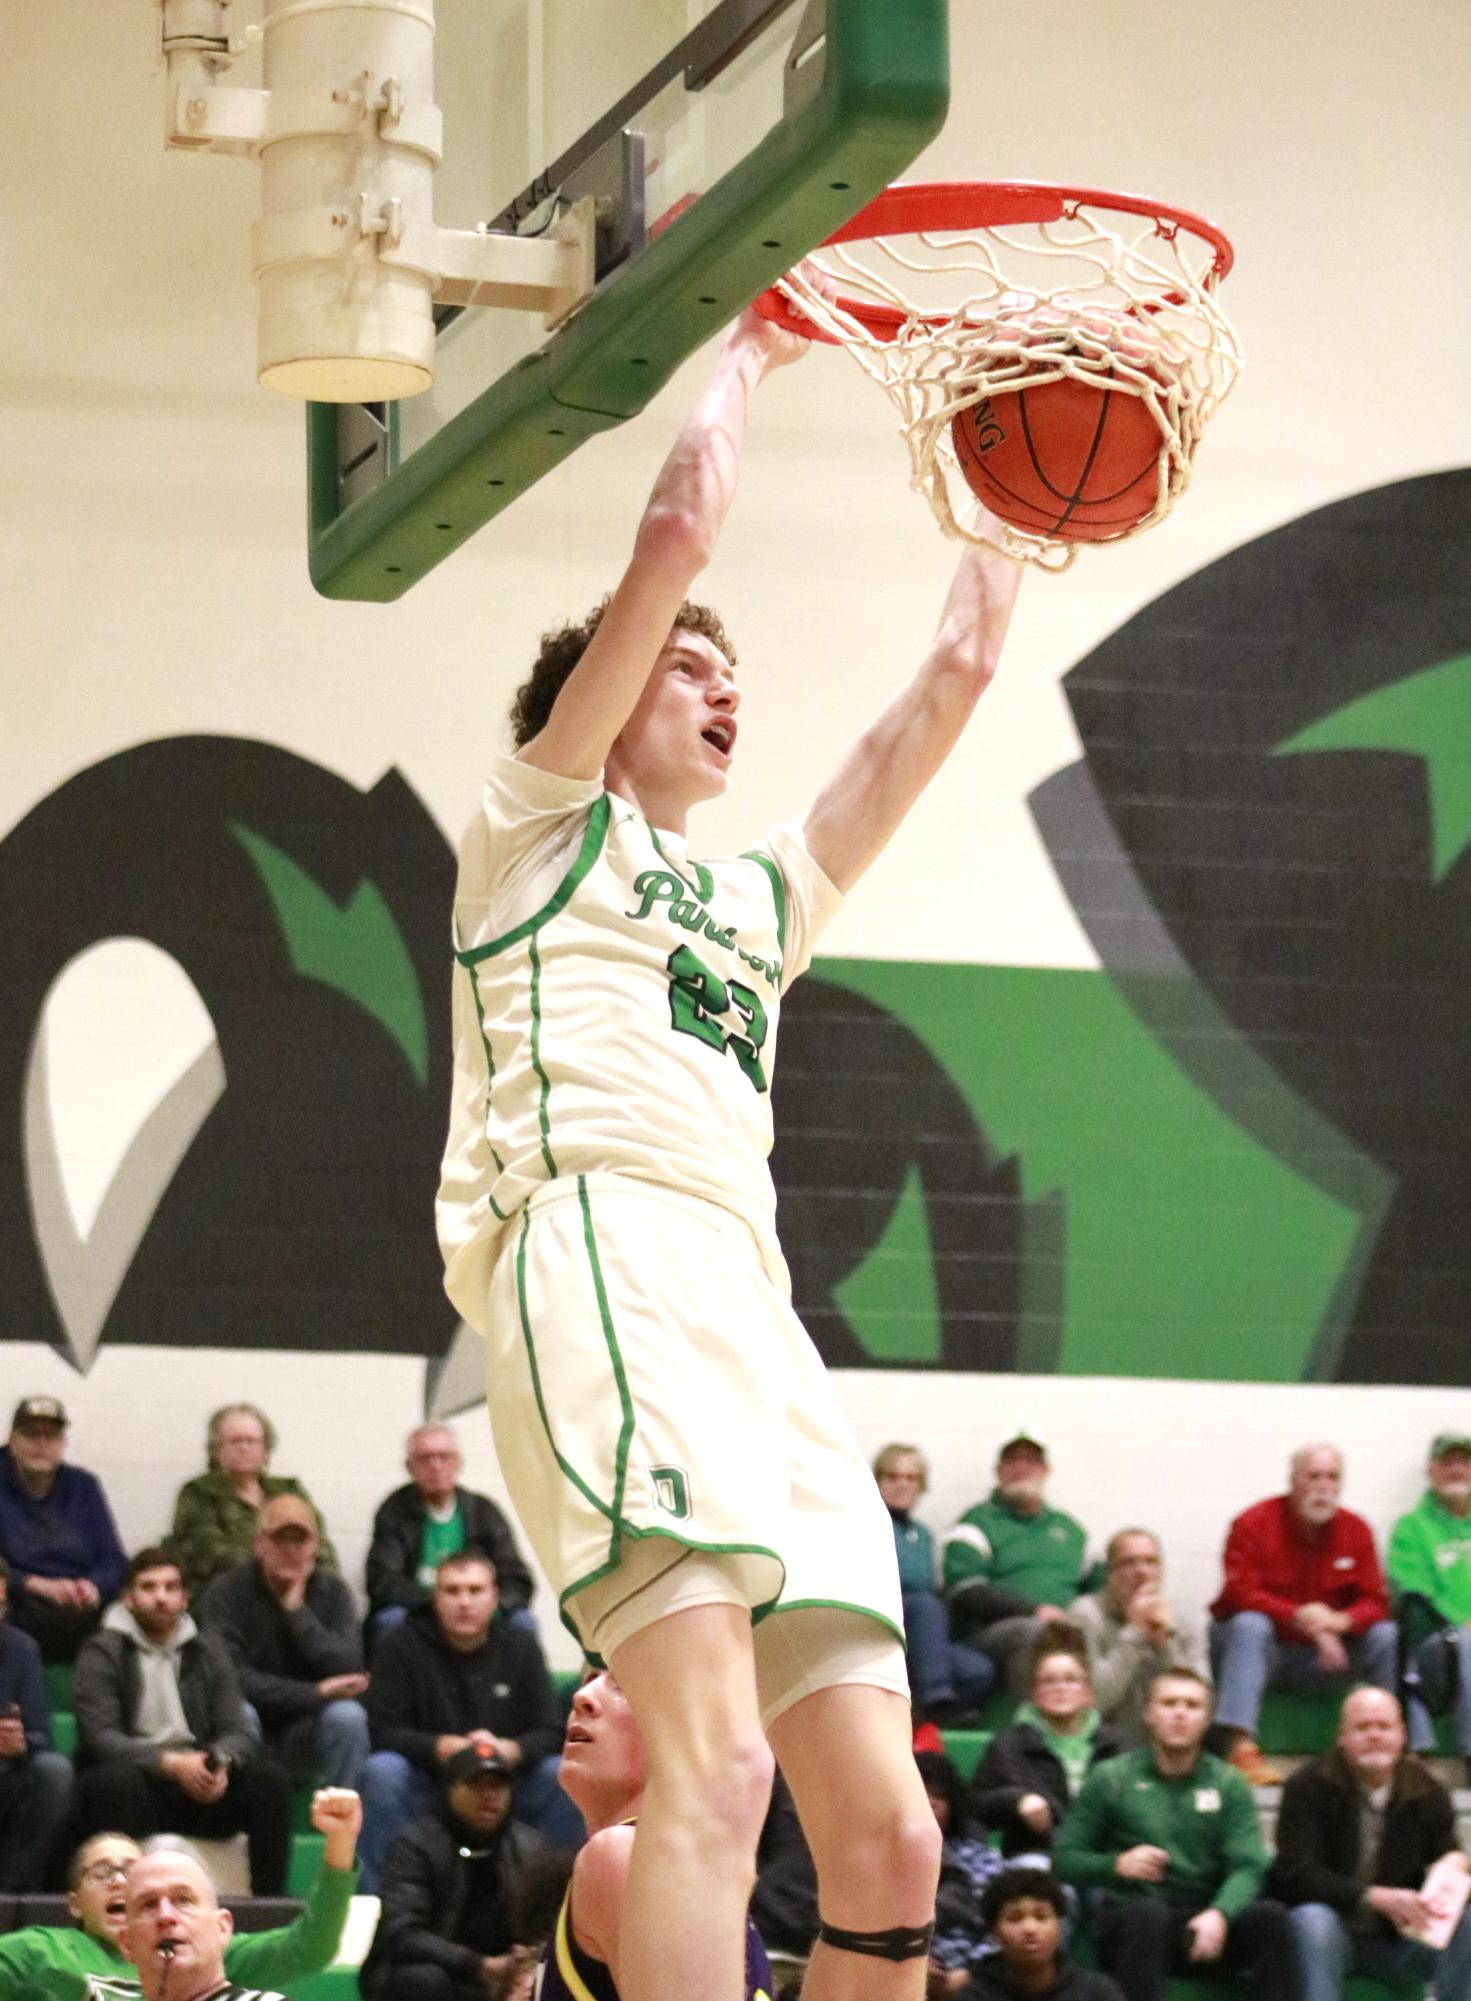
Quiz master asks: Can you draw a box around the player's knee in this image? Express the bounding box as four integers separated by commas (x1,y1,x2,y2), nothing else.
818,1795,940,1915
648,1723,773,1849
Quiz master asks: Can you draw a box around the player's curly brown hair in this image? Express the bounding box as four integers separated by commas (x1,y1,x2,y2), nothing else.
508,597,737,750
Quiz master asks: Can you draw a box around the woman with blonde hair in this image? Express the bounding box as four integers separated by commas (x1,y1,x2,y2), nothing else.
168,1401,336,1600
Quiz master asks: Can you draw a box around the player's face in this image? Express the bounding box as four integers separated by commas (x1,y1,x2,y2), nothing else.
560,1670,646,1811
68,1837,142,1946
612,630,739,811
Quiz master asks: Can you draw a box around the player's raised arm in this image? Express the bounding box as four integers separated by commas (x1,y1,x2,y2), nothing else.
801,528,1023,893
519,309,806,781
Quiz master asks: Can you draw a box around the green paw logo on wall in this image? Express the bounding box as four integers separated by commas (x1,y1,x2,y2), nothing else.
3,470,1469,1391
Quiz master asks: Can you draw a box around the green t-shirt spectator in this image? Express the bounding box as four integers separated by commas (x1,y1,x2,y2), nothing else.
943,1491,1090,1625
1053,1746,1266,1918
1387,1490,1471,1626
418,1500,466,1589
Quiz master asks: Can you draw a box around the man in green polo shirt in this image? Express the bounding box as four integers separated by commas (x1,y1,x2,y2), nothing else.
0,1787,361,2000
941,1432,1093,1694
1388,1431,1471,1760
1053,1668,1294,2001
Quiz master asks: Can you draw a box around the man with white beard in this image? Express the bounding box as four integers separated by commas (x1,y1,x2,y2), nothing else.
1210,1444,1397,1785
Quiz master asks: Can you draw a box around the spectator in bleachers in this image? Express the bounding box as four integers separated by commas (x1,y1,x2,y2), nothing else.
0,1395,125,1664
167,1402,337,1605
1210,1442,1396,1785
875,1441,995,1725
972,1632,1126,1857
1387,1431,1471,1762
1053,1666,1295,2001
1273,1685,1471,2001
1070,1529,1211,1745
968,1866,1127,2001
360,1744,545,2001
0,1553,74,1890
359,1550,575,1889
365,1423,534,1642
943,1431,1092,1697
71,1546,292,1895
918,1747,1007,1993
201,1492,370,1790
0,1791,362,2000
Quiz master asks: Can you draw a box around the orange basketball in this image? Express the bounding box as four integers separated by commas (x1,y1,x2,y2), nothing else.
950,333,1170,543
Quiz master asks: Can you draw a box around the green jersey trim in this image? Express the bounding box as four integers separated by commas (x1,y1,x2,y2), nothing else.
527,933,558,1178
559,1523,788,1663
514,1209,617,1529
648,826,716,904
463,966,509,1211
455,792,612,965
755,1596,906,1648
742,852,787,954
578,1176,635,1534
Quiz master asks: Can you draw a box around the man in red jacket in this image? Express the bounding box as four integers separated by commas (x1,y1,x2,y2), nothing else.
1210,1443,1396,1785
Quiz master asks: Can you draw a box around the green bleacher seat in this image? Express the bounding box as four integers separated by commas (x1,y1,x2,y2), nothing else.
938,1729,991,1781
52,1710,76,1759
1257,1688,1457,1757
44,1661,73,1712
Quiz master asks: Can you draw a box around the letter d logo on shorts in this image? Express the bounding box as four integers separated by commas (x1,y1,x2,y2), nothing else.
650,1465,691,1520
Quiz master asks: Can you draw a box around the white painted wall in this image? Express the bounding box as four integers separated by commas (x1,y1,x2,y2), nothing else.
4,1,1471,1670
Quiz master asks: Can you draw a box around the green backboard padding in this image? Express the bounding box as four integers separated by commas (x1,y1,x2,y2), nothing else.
306,0,949,600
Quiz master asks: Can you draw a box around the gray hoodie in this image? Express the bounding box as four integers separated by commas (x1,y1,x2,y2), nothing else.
101,1599,197,1747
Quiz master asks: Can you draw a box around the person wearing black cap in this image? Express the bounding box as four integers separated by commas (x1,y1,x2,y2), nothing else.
1389,1433,1471,1764
361,1745,546,2000
0,1397,126,1662
941,1433,1093,1697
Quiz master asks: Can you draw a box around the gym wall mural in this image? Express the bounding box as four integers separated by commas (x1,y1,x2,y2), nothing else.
3,470,1468,1395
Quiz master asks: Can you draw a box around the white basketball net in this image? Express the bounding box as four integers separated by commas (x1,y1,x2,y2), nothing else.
778,195,1244,569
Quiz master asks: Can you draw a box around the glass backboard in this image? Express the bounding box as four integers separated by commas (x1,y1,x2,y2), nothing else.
306,0,949,600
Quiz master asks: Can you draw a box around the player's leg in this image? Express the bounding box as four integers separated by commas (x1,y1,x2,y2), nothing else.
767,1675,940,2000
609,1600,774,2001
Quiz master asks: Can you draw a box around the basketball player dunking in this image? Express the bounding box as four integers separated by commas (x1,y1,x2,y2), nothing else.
437,303,1022,2001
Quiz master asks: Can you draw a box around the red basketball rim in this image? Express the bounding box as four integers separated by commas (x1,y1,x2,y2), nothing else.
753,180,1236,345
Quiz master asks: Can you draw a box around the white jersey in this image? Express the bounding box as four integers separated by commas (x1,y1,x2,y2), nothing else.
437,756,840,1331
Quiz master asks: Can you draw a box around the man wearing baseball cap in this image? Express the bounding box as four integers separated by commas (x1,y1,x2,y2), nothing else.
1388,1434,1471,1766
0,1398,126,1662
201,1493,369,1791
361,1743,545,2000
942,1431,1094,1696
